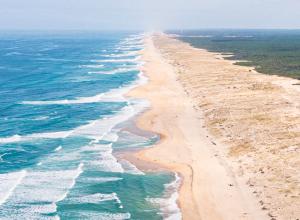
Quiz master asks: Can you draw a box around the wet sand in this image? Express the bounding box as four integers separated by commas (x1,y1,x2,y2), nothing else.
126,34,278,220
153,34,300,220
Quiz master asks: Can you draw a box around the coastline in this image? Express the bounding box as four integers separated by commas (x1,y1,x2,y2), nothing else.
127,34,269,220
160,35,300,219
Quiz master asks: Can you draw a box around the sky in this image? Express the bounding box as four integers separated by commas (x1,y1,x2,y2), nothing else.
0,0,300,30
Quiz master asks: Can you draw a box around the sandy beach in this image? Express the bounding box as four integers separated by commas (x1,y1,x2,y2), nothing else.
127,34,300,220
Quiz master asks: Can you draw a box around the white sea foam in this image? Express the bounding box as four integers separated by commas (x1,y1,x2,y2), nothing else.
146,173,182,220
118,46,142,51
0,153,10,162
120,40,142,46
74,107,132,140
21,93,105,105
5,45,148,145
54,146,62,152
66,212,130,220
123,41,144,46
41,151,81,165
0,163,83,218
88,67,138,75
21,89,126,105
36,57,72,62
69,192,120,204
119,40,144,46
0,102,145,144
56,163,84,202
3,94,149,145
224,35,253,38
0,134,22,144
5,132,71,145
117,35,144,47
82,144,124,173
102,51,139,58
119,160,144,175
0,170,27,206
80,64,104,68
46,142,124,174
32,130,72,138
81,139,144,174
0,204,60,220
92,56,141,63
5,203,58,216
79,177,122,184
21,78,139,106
21,50,146,106
32,116,49,121
14,163,83,203
0,33,150,219
2,85,148,146
5,51,23,56
101,132,119,143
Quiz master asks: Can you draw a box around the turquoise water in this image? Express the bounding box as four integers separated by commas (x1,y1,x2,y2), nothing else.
0,32,181,219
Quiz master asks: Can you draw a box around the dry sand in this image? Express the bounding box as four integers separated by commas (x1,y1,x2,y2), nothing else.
127,34,300,220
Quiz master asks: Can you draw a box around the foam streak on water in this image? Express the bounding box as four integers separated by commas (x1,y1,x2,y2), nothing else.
82,144,124,173
0,32,182,219
88,67,138,75
20,67,146,106
0,163,83,219
0,100,148,144
0,170,27,205
146,173,182,220
102,50,139,58
92,56,141,63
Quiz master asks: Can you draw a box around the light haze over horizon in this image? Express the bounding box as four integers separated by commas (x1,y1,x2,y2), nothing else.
0,0,300,30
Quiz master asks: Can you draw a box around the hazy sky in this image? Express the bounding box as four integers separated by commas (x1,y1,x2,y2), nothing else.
0,0,300,30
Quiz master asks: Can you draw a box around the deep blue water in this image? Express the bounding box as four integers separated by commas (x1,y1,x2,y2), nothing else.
0,32,181,220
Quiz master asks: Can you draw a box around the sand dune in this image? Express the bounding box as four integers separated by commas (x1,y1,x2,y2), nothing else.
128,34,300,219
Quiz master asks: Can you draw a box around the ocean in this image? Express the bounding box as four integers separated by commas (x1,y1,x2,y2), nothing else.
0,31,181,220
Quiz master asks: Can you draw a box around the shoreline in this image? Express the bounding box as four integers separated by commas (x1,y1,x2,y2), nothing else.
126,34,269,220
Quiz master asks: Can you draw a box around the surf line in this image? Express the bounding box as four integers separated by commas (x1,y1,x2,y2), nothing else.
0,170,27,206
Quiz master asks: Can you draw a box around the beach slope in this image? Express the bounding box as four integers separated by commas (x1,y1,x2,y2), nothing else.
128,35,271,220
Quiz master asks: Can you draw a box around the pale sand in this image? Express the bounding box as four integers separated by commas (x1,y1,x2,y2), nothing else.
127,35,274,220
152,34,300,220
